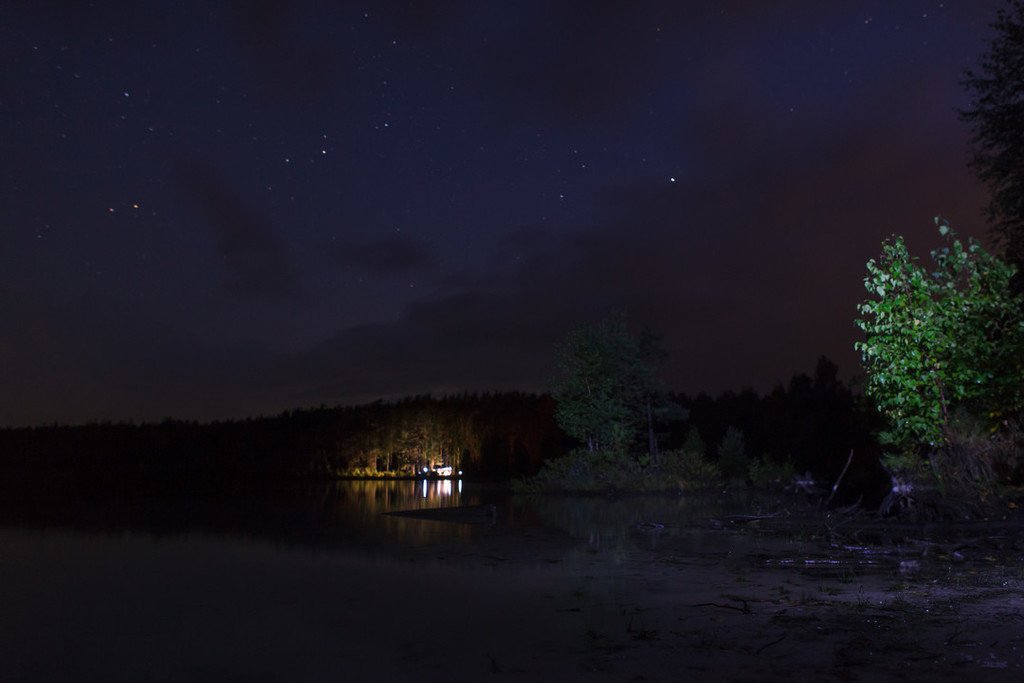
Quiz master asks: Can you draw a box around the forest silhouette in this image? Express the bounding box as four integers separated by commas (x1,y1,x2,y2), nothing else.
0,357,886,502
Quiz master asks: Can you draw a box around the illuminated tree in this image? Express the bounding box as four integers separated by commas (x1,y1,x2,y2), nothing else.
855,219,1024,455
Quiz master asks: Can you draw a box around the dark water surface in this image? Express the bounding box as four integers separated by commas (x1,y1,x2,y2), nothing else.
5,481,1020,681
0,480,764,681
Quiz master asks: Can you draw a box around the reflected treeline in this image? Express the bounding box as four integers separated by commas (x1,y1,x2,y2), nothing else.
0,393,566,498
0,479,496,549
518,492,782,558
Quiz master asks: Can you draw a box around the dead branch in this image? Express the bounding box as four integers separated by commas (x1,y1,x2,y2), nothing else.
691,601,752,614
755,633,787,655
824,449,854,509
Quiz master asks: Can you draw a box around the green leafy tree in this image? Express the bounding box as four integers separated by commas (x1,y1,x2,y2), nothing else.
960,0,1024,278
855,220,1024,454
552,314,674,455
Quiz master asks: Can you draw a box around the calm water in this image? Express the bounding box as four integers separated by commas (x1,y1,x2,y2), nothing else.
0,481,779,681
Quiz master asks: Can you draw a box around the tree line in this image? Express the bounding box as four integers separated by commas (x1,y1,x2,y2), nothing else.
0,393,564,498
1,367,890,500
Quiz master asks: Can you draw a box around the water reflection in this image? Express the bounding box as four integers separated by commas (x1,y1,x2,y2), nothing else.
0,479,778,552
0,521,659,682
0,478,495,549
0,479,803,566
515,492,769,562
4,484,1021,683
421,477,455,498
307,478,498,546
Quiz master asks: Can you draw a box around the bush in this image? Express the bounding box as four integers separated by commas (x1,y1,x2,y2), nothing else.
516,448,682,493
749,455,796,489
662,448,720,491
716,426,749,483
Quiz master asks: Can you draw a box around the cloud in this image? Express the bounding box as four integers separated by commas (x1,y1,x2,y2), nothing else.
9,116,986,425
0,290,306,426
222,0,344,101
448,1,830,124
176,159,302,301
330,236,436,275
273,68,989,404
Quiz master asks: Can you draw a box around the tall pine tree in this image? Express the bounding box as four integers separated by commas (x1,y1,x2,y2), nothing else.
961,0,1024,282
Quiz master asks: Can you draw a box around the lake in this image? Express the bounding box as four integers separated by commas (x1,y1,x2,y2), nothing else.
2,480,1022,681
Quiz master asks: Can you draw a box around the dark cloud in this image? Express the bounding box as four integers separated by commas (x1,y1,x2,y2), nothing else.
0,2,1003,425
276,74,989,404
253,88,985,411
176,160,302,301
457,1,830,124
373,0,468,36
4,103,987,425
330,236,435,275
4,0,149,37
0,292,298,425
223,0,344,101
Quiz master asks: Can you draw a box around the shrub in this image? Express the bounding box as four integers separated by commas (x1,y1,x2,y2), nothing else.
716,426,749,483
749,455,796,489
517,448,683,493
662,448,720,490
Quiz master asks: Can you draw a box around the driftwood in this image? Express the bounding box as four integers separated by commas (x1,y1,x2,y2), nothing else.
691,601,752,614
713,512,784,526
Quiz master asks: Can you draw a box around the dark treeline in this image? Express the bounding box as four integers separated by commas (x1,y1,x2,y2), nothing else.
0,358,884,500
667,357,887,500
0,393,565,499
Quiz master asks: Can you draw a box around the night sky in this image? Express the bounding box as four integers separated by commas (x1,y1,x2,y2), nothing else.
1,1,1003,427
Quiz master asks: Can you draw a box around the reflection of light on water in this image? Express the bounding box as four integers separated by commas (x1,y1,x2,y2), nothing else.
417,477,463,501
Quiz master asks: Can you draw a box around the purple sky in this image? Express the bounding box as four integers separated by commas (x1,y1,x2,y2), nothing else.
0,1,1002,426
